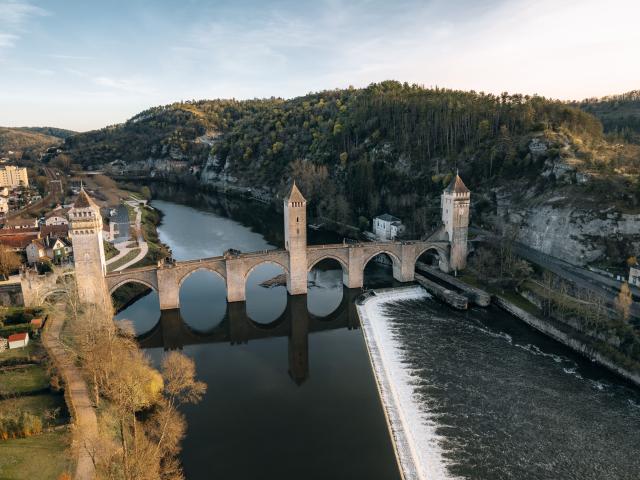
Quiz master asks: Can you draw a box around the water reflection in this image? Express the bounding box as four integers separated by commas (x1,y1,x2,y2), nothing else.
137,288,361,385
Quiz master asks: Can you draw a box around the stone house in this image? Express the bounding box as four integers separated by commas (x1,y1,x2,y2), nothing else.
26,239,47,265
373,214,405,241
44,207,69,226
26,236,71,265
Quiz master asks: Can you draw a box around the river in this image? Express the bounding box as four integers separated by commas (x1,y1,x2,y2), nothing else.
115,186,402,480
115,186,640,479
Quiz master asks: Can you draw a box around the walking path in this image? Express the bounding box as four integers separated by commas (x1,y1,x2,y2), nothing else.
42,310,98,480
106,198,149,271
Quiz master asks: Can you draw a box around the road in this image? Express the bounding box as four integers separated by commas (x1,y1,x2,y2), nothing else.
471,228,640,319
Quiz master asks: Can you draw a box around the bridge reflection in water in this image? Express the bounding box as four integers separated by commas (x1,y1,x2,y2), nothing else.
136,288,362,385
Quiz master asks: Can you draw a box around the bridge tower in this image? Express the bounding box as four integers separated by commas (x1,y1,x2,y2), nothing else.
284,182,308,296
69,188,109,308
441,173,470,271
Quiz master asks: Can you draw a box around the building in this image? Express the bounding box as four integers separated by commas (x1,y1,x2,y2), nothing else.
0,197,8,214
3,216,38,230
284,182,307,295
26,239,47,265
108,204,130,244
8,332,29,349
0,337,7,352
441,173,470,271
0,166,29,188
68,188,108,306
48,237,72,263
629,264,640,287
373,214,405,241
0,230,40,252
44,207,69,226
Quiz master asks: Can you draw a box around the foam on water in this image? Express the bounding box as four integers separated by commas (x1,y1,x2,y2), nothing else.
358,286,457,480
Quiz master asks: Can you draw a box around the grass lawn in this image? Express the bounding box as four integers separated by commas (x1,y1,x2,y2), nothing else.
0,342,42,364
0,365,49,396
103,241,120,261
0,394,68,426
0,430,73,480
106,248,141,272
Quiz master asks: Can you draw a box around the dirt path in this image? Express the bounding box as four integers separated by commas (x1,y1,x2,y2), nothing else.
43,310,98,480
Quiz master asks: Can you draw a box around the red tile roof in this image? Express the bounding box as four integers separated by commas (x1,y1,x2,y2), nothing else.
8,332,28,342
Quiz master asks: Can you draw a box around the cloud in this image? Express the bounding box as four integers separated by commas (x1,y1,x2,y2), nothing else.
0,33,17,47
48,54,93,61
0,1,49,50
93,76,158,95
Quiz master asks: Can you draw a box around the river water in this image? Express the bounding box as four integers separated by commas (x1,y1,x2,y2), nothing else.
116,186,640,479
115,186,401,480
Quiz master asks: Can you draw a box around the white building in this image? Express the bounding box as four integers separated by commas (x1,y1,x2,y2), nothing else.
8,332,29,349
45,208,69,226
26,239,47,265
0,197,8,214
0,166,29,188
629,264,640,287
373,214,404,241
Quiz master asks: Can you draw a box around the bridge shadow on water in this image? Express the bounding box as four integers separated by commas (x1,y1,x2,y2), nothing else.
135,288,362,385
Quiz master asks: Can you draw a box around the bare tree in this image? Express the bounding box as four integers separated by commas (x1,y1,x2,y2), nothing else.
614,282,633,322
0,245,22,280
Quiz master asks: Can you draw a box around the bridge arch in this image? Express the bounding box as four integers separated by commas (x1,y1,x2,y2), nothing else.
414,244,449,271
178,266,226,288
243,259,290,281
39,289,69,304
307,254,348,273
178,267,228,330
109,278,157,294
362,249,402,271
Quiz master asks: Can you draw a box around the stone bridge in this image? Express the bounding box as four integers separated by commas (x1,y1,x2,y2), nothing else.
105,240,450,310
21,178,470,309
136,290,361,384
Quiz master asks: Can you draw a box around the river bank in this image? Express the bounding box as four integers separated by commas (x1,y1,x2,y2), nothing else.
494,295,640,388
356,284,640,479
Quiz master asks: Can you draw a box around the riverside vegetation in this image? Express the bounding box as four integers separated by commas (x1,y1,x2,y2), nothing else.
56,279,206,480
468,235,640,376
52,81,640,269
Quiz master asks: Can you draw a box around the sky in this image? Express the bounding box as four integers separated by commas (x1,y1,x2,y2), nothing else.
0,0,639,131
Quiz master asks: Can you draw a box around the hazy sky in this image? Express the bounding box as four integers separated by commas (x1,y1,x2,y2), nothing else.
1,0,638,131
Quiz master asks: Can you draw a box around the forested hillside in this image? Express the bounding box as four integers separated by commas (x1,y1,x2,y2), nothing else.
55,82,640,266
0,127,64,155
577,91,640,144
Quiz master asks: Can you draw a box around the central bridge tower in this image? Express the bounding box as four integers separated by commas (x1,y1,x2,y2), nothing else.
284,182,308,296
441,173,470,272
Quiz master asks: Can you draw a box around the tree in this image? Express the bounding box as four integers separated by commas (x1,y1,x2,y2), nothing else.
614,282,633,322
0,245,21,280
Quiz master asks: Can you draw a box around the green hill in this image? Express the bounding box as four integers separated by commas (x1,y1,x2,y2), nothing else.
0,127,64,155
56,82,640,268
576,91,640,144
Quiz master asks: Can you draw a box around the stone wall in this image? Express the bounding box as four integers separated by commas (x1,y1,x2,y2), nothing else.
494,296,640,388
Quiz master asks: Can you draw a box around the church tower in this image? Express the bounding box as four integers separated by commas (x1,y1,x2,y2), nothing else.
69,188,108,307
441,173,470,271
284,182,307,296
